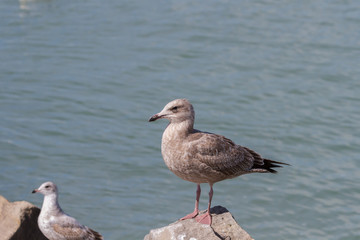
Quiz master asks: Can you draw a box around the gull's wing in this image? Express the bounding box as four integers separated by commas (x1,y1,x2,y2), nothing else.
51,215,103,240
186,131,265,176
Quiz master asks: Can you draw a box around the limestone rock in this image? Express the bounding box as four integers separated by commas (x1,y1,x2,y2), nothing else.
144,206,254,240
0,195,48,240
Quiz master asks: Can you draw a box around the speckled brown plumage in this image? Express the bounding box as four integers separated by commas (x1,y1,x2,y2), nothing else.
149,98,288,225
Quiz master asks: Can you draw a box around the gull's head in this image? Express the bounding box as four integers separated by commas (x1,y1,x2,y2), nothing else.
32,181,58,196
149,99,195,124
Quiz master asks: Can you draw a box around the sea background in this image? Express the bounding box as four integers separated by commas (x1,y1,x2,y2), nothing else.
1,0,360,239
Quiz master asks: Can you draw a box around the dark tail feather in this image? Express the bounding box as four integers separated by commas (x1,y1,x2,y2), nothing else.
254,159,290,174
89,228,103,240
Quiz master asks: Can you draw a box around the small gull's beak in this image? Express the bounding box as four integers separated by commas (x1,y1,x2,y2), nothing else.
32,189,38,194
149,113,162,122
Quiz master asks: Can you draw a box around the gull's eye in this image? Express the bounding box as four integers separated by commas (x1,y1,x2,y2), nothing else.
45,185,50,189
170,106,178,112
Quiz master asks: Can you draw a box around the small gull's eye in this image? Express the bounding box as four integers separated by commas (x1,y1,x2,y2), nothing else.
171,106,178,111
45,185,50,189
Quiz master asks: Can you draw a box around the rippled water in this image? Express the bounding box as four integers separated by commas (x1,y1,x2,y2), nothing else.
1,0,360,239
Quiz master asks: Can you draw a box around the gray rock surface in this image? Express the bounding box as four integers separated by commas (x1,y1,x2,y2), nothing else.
144,206,254,240
0,195,48,240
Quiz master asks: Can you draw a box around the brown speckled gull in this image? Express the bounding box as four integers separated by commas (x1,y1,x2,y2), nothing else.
32,182,103,240
149,98,288,225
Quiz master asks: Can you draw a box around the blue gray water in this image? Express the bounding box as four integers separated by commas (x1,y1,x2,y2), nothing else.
1,0,360,239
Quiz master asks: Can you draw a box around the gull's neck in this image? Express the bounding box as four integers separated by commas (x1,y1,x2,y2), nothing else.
164,118,194,140
41,193,63,215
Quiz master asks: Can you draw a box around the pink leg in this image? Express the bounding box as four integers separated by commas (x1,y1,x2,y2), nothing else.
196,183,213,225
181,184,201,220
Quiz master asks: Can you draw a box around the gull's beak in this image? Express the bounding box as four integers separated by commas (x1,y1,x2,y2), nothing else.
149,113,162,122
32,189,39,194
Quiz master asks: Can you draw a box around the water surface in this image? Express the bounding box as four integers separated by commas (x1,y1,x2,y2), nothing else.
1,0,360,239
